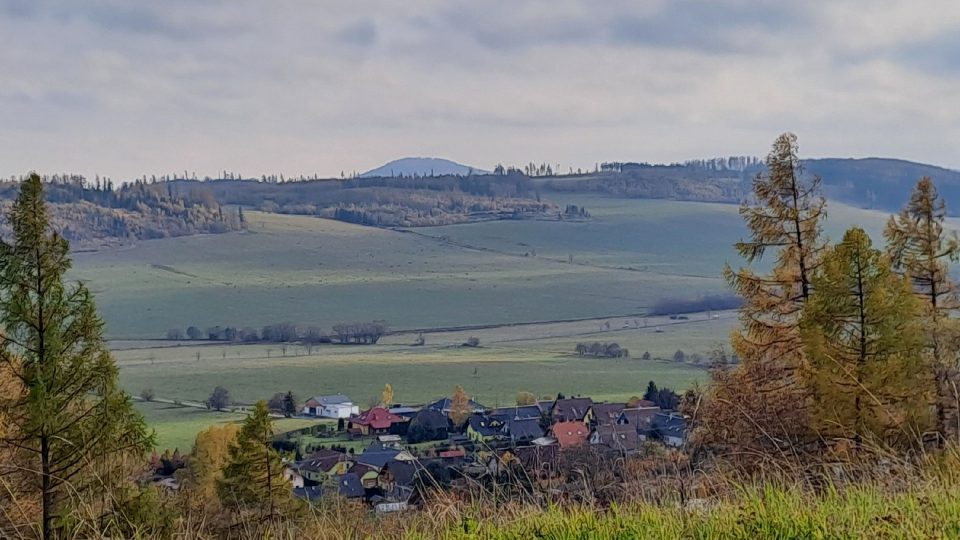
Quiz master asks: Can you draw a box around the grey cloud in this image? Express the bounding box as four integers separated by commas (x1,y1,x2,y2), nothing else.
337,20,378,46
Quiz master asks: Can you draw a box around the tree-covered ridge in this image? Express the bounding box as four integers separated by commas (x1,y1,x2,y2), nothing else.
0,174,241,247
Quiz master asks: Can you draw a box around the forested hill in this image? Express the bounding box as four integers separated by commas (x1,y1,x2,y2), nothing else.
544,157,960,213
0,175,242,248
6,157,957,245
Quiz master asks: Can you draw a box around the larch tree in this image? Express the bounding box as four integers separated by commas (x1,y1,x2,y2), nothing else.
802,227,933,449
449,386,472,428
697,133,827,456
381,383,394,407
0,174,153,539
884,177,960,443
178,423,240,512
217,400,291,520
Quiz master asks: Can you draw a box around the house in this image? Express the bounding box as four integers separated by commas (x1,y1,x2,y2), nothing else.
616,407,660,433
407,409,450,443
348,407,409,436
357,444,402,469
336,472,365,499
536,399,554,414
425,396,486,415
504,418,544,445
551,421,589,449
379,460,418,492
590,424,643,455
284,466,305,488
388,405,420,419
585,403,626,427
348,462,381,488
302,394,360,418
652,412,687,447
294,449,353,483
550,398,594,422
292,485,324,502
489,405,542,422
466,414,503,443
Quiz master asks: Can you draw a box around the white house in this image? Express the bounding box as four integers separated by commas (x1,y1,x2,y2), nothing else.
302,394,360,418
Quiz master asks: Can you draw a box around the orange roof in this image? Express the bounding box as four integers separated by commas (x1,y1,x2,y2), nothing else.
551,421,589,448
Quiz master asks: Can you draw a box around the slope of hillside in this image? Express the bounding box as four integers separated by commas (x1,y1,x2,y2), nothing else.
361,157,488,177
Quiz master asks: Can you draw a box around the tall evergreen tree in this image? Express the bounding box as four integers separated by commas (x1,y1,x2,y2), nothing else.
698,133,826,456
884,177,960,442
217,401,290,519
802,227,932,449
0,174,152,539
282,391,297,417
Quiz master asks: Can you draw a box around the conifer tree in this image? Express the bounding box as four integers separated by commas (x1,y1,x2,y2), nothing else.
802,227,932,448
699,133,826,455
0,174,152,539
283,391,297,417
884,177,960,442
449,386,471,428
381,383,394,407
218,400,291,519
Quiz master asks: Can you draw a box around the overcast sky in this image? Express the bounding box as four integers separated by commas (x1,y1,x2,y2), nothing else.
2,0,959,180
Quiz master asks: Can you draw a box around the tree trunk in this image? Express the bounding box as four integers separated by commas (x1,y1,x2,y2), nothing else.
41,435,52,540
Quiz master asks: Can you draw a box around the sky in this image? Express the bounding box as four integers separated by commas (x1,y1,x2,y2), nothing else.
2,0,959,180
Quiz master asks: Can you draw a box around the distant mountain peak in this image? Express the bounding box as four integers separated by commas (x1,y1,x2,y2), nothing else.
360,157,488,178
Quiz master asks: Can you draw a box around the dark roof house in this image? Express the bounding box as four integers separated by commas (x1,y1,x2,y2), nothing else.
336,473,365,498
617,407,660,431
357,446,402,469
587,403,627,426
425,397,486,415
652,412,687,447
467,414,503,439
551,398,594,422
504,418,544,443
489,405,542,422
590,424,643,454
293,485,324,502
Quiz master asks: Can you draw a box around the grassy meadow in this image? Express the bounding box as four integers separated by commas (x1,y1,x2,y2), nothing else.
85,194,929,451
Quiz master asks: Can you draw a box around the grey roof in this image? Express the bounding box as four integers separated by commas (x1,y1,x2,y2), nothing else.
426,397,486,414
309,394,352,406
467,414,503,437
411,409,450,430
336,473,365,498
357,446,401,469
593,424,642,453
382,461,418,487
490,405,542,421
506,418,544,442
617,407,660,429
551,398,594,421
293,486,324,501
653,413,687,439
589,403,627,425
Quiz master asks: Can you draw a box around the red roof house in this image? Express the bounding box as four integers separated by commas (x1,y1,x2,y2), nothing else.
551,421,589,449
348,407,408,436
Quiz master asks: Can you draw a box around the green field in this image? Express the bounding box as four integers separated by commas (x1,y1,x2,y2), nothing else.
89,194,937,452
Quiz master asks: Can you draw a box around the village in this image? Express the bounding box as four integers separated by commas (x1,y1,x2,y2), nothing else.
228,387,692,513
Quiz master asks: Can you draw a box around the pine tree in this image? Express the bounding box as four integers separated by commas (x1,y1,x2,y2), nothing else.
0,174,153,539
217,400,291,519
700,133,827,455
643,381,659,403
802,227,932,449
884,177,960,442
283,391,297,417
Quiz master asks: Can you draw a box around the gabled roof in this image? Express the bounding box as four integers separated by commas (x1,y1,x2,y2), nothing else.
293,485,324,501
297,449,351,473
306,394,353,406
506,418,544,441
467,414,503,437
617,407,660,429
589,403,627,425
489,405,542,422
412,409,450,430
357,446,402,469
381,461,418,487
351,407,408,429
536,400,554,413
551,398,594,421
653,412,687,439
336,473,365,498
551,421,589,448
592,424,642,453
425,397,486,414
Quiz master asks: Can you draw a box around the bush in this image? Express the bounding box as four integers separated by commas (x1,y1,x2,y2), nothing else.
140,388,155,402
